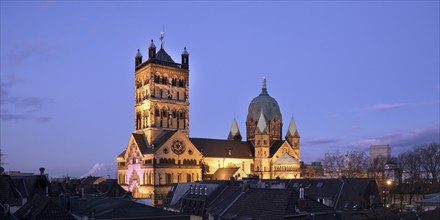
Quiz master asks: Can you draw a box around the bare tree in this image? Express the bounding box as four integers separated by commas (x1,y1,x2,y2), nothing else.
342,150,369,178
321,150,368,178
417,142,440,181
321,151,344,178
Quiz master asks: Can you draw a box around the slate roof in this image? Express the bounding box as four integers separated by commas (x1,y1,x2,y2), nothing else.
81,176,103,185
14,194,75,220
153,130,178,147
288,178,343,200
205,186,243,217
190,138,254,159
156,47,176,63
77,196,189,219
269,140,285,157
221,188,293,220
335,178,381,210
0,175,22,206
287,178,381,210
133,133,153,154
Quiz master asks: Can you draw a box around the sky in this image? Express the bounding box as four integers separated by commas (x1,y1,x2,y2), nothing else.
1,1,439,178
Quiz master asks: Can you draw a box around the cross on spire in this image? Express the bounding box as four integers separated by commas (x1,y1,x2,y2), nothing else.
159,31,164,48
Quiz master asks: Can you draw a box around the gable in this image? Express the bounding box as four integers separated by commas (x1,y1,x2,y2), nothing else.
154,130,202,159
124,134,147,159
271,141,300,162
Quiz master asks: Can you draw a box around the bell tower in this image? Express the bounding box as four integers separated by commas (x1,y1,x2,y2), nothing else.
133,33,190,143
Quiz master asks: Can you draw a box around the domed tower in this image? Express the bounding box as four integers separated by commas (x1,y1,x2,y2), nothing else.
246,78,282,144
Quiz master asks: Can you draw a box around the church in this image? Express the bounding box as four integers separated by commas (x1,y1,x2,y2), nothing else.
116,34,301,206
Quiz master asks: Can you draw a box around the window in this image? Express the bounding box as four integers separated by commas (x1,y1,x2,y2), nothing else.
187,173,192,182
166,173,172,184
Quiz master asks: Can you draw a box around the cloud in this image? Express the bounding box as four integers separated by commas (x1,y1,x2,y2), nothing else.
366,103,406,111
302,137,340,145
0,75,51,122
81,163,116,178
1,42,55,67
346,126,440,152
0,110,51,122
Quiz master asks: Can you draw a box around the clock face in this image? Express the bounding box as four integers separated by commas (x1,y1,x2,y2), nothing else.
172,140,186,155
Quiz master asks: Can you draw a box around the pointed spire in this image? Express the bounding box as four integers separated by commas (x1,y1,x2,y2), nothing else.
260,77,268,96
136,49,142,57
257,110,267,133
228,117,242,140
286,116,298,137
149,39,156,49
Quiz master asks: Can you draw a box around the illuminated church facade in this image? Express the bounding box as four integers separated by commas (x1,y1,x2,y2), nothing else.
116,35,301,206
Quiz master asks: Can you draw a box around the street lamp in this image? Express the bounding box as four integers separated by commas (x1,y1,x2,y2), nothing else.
386,179,393,208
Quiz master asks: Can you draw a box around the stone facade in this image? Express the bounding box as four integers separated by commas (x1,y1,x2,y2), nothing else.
117,35,301,206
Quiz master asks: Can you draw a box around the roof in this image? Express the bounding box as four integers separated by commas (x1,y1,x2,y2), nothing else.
153,130,178,148
286,116,299,137
133,133,153,154
269,140,285,157
205,186,243,216
0,175,22,206
257,110,268,133
221,188,293,220
247,80,282,123
212,168,240,180
14,194,75,220
81,176,104,185
78,196,189,219
227,118,242,140
416,195,440,205
273,152,299,165
190,138,254,159
156,47,176,63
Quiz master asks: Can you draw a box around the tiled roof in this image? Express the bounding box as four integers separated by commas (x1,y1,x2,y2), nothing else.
14,194,75,220
335,178,381,210
190,138,254,159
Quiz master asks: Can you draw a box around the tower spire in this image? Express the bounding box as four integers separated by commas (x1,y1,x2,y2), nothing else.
286,116,298,137
227,117,242,140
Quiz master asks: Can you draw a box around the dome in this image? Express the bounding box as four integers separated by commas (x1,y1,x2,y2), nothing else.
247,80,282,123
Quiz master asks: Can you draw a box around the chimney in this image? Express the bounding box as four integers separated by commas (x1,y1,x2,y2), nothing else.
298,187,307,212
229,176,235,186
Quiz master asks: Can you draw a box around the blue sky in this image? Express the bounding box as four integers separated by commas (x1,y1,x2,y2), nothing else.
1,1,439,178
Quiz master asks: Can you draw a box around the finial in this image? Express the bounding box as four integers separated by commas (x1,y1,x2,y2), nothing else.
260,77,268,95
160,31,164,48
263,77,266,89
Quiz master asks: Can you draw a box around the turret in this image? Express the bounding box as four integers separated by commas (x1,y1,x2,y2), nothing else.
227,117,242,141
181,47,189,70
285,116,300,148
135,49,142,67
148,40,156,59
